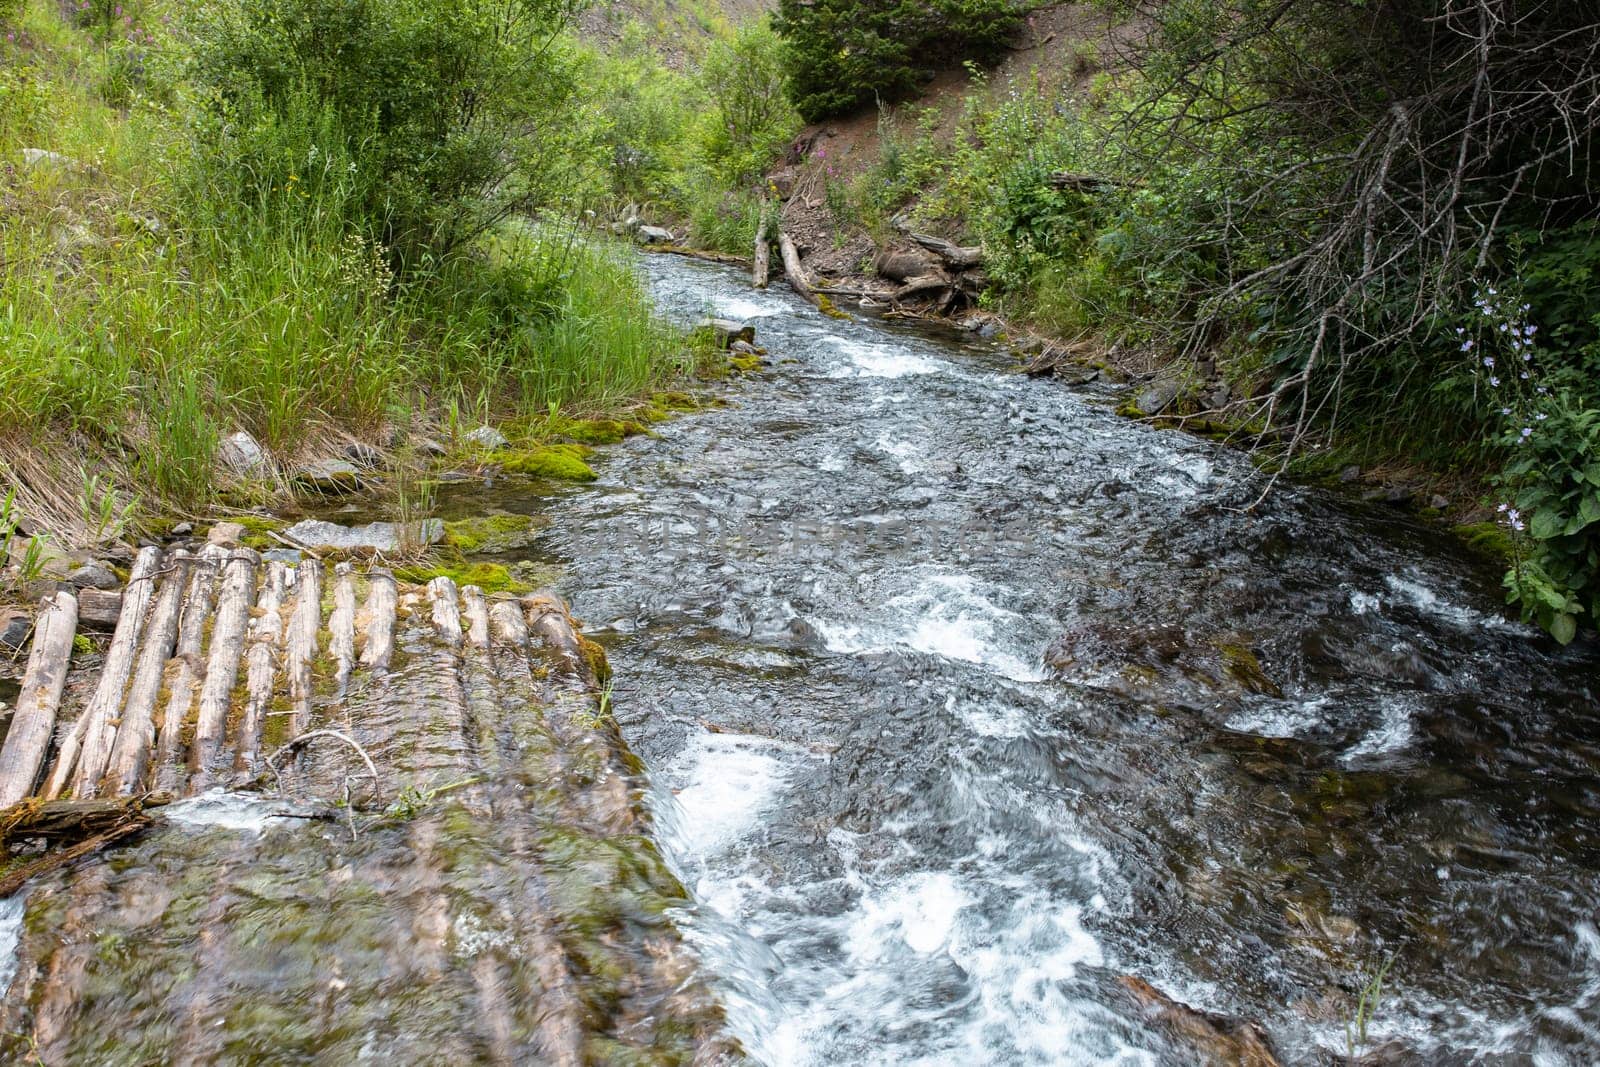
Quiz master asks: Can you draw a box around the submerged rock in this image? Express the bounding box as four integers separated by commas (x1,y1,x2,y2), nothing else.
283,518,443,552
696,318,757,349
1119,976,1281,1066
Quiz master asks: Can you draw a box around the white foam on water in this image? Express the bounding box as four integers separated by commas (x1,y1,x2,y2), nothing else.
162,790,295,835
821,336,942,379
713,294,786,320
949,692,1034,739
660,732,792,860
873,433,926,475
1384,573,1522,632
1225,695,1331,739
1349,589,1382,615
1342,695,1418,762
810,573,1046,683
0,892,27,992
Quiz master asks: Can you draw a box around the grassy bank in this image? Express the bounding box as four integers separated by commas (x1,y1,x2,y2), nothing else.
0,0,716,556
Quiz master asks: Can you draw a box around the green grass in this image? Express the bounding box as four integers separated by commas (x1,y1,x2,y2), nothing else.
0,0,694,543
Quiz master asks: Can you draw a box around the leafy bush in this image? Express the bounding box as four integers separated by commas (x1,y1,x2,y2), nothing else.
186,0,584,267
698,21,798,185
774,0,1028,121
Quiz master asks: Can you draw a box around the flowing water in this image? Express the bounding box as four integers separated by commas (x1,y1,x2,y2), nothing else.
515,254,1600,1064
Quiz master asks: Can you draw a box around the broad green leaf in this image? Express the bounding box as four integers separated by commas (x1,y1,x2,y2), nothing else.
1550,612,1578,645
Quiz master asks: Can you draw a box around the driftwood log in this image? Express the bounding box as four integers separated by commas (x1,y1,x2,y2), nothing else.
101,551,193,797
0,592,78,807
0,794,170,897
777,231,817,307
190,548,259,778
753,198,771,289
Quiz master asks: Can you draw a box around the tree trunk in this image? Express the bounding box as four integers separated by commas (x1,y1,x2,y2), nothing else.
103,552,194,797
753,202,771,289
0,591,78,806
190,549,260,782
359,571,397,673
49,546,162,800
235,561,287,772
777,231,817,308
329,562,357,698
284,560,322,739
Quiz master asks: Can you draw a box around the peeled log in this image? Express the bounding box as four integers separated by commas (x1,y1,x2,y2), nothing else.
359,571,397,673
428,576,463,648
154,546,224,795
328,563,357,697
285,560,322,738
753,203,771,289
103,552,194,797
0,592,78,807
461,585,490,650
235,561,287,772
777,231,818,308
49,546,162,800
190,549,260,780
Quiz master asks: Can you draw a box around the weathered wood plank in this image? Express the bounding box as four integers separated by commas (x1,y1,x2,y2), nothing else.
0,592,78,806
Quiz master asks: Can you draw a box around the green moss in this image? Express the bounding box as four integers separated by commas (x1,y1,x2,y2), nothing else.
1214,640,1282,696
395,560,534,595
577,635,612,688
442,513,543,553
816,293,850,320
491,444,596,481
71,633,94,657
215,514,285,551
1453,521,1515,564
549,417,648,445
728,353,763,374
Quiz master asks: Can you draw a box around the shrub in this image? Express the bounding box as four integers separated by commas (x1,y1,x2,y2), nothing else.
697,21,798,185
186,0,585,268
774,0,1028,121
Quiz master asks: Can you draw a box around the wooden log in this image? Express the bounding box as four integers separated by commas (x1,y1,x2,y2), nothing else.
190,549,260,779
461,585,490,650
522,594,597,690
47,546,162,800
359,571,397,673
1047,170,1137,194
285,560,322,739
488,600,530,650
102,552,194,797
0,592,78,807
328,563,357,697
153,545,225,794
892,273,958,303
235,561,287,772
752,200,771,289
777,231,817,307
0,794,171,846
428,576,463,647
76,588,121,629
907,232,984,271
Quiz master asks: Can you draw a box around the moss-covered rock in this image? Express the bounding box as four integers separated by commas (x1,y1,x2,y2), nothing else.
442,513,545,554
492,444,597,482
395,560,534,595
1453,521,1515,564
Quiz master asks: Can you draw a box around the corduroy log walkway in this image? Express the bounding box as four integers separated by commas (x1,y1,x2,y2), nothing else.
0,545,740,1065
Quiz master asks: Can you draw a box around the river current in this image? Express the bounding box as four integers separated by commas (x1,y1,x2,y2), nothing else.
533,254,1600,1065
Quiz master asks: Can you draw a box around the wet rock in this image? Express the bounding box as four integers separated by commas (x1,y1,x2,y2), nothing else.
637,225,675,245
1134,379,1181,416
294,458,362,493
283,518,443,552
729,339,763,356
976,319,1004,340
66,562,119,591
218,430,268,475
1119,976,1281,1066
77,588,122,629
464,426,509,450
696,318,756,349
207,521,247,547
1,610,31,651
1059,368,1100,387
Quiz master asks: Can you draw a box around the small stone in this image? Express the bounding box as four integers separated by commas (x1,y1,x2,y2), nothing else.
1059,368,1100,387
696,318,755,349
207,521,247,546
636,225,675,245
729,339,763,356
20,148,77,170
1134,380,1181,416
295,458,362,493
283,518,443,553
417,438,448,457
1338,465,1362,483
464,426,509,450
1,610,31,651
344,441,384,468
977,320,1004,340
170,522,194,536
218,430,268,475
1429,494,1450,511
262,548,303,564
1383,486,1414,506
66,562,119,590
77,588,122,629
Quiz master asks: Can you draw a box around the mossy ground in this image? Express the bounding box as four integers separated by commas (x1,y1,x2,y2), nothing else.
442,514,545,554
491,444,597,482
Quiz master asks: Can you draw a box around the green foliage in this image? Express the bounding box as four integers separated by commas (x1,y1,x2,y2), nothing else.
186,0,586,267
774,0,1028,121
698,21,797,185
